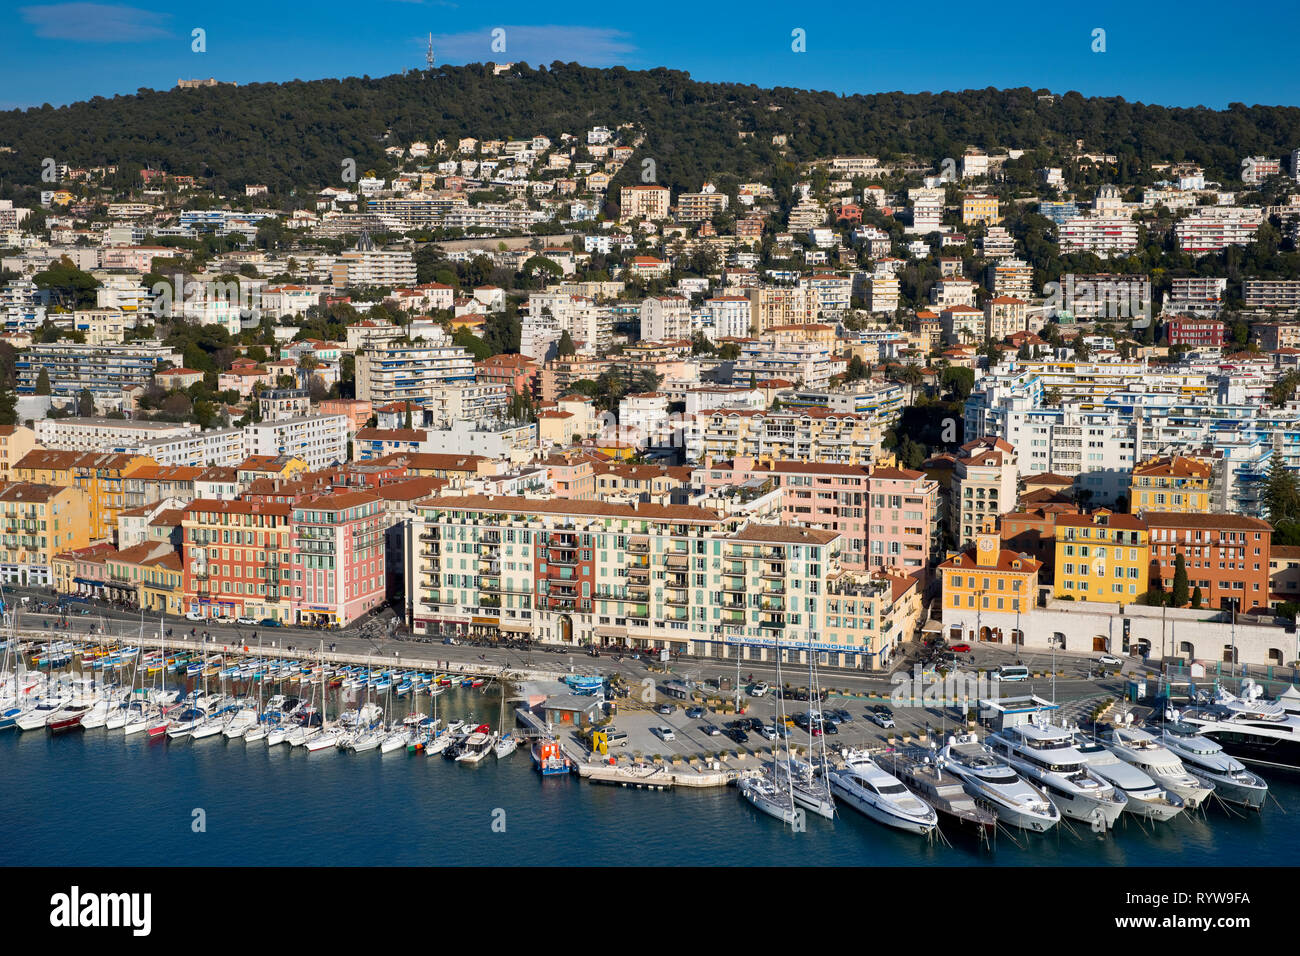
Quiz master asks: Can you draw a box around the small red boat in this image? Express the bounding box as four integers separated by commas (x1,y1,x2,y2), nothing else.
47,704,91,733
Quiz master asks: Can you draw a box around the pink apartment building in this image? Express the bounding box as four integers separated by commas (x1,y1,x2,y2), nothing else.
291,490,386,625
692,457,937,574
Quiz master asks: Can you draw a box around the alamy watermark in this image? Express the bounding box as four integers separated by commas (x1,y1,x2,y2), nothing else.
890,664,1007,718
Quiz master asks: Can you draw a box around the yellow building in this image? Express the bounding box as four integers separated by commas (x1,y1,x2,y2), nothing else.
0,482,93,587
1129,455,1213,514
235,455,309,485
0,426,41,482
1053,511,1149,601
824,570,923,669
962,193,1001,225
939,528,1040,616
13,451,155,545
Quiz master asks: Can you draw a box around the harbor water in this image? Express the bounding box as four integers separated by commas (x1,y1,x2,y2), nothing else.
1,682,1295,867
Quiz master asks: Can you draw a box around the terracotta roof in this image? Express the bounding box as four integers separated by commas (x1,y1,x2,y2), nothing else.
420,494,721,523
938,549,1042,573
1142,512,1272,532
356,428,427,442
1132,455,1213,479
729,524,839,545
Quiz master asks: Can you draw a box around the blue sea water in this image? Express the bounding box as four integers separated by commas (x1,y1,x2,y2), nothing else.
1,686,1294,866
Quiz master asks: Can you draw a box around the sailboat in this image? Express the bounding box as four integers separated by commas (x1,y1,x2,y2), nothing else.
304,644,343,751
773,645,835,819
740,632,800,825
494,678,518,758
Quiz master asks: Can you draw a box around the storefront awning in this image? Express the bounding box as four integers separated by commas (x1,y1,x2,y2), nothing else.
498,620,532,633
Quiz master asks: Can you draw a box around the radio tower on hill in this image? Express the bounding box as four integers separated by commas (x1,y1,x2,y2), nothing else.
426,33,435,70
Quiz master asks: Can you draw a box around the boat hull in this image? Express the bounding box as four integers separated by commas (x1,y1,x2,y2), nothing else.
829,774,934,835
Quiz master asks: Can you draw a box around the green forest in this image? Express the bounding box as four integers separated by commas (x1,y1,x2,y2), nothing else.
2,63,1299,198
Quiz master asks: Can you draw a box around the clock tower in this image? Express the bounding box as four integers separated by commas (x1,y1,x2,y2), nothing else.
975,529,1000,567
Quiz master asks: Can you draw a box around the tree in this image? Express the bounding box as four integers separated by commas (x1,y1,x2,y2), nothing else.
1191,586,1203,609
35,368,52,396
940,366,974,400
1172,553,1190,608
556,330,576,357
77,389,95,417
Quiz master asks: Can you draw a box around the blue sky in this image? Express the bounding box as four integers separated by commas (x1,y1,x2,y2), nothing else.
2,0,1298,112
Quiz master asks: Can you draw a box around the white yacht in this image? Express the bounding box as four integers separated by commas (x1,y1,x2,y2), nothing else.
455,731,496,763
1160,721,1267,809
345,727,385,753
305,727,345,751
738,772,800,826
15,694,73,731
988,720,1128,829
940,733,1059,832
1178,683,1300,772
380,728,411,753
493,734,519,759
1073,734,1184,822
1104,724,1214,809
828,750,937,835
221,708,260,739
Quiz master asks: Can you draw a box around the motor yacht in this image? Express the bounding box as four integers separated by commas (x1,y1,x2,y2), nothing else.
1177,683,1300,772
939,733,1060,832
455,731,496,763
987,721,1127,829
1073,734,1184,822
1104,724,1214,809
1160,721,1267,809
828,750,936,835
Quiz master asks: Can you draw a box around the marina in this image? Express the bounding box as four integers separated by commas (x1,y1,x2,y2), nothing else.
2,631,1297,866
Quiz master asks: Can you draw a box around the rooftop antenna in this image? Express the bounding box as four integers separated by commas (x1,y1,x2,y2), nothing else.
426,33,435,71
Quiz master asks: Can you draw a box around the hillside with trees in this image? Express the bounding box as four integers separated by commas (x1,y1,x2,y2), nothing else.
2,64,1299,199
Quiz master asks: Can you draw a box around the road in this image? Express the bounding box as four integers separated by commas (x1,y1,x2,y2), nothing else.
5,583,1127,704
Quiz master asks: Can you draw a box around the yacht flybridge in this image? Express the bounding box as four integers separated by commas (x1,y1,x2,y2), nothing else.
939,733,1059,832
1176,682,1300,772
988,719,1128,830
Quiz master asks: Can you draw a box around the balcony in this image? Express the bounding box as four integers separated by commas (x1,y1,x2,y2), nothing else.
665,553,689,569
665,594,688,606
627,565,650,580
627,538,650,554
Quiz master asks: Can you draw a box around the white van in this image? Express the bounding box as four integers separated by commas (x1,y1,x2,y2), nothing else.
998,665,1030,682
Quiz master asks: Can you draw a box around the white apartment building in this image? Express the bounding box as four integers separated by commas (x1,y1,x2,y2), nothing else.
1175,208,1262,253
1242,156,1282,185
930,278,978,309
331,246,417,289
35,417,197,453
1167,277,1228,315
140,427,247,467
868,271,900,314
1059,215,1139,256
987,258,1034,298
732,340,843,388
705,296,751,340
618,392,671,446
639,296,692,342
244,415,349,471
354,344,476,405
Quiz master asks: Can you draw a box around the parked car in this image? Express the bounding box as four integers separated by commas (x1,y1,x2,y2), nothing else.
727,728,749,744
258,618,282,628
1097,655,1122,666
749,682,770,697
829,708,852,723
685,706,705,719
866,705,896,729
236,617,257,626
756,725,777,740
950,643,972,653
701,723,721,736
819,719,839,735
746,717,765,732
653,726,676,742
185,610,204,622
655,703,675,715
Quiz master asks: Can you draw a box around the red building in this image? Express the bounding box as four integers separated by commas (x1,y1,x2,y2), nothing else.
1146,513,1272,612
1165,316,1226,348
